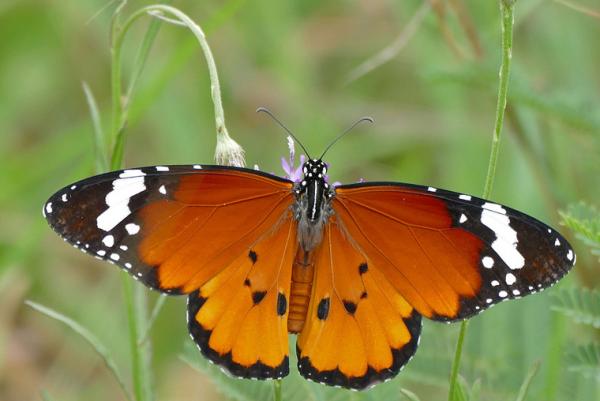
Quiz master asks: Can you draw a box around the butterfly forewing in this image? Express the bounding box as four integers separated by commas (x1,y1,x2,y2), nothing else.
333,182,575,321
44,165,294,294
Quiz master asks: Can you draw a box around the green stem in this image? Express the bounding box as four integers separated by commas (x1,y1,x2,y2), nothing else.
273,379,282,401
110,16,125,169
448,320,469,401
121,277,148,401
448,1,516,400
482,0,515,200
109,5,157,401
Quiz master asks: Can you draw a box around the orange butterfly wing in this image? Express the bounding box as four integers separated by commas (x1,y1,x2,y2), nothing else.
188,215,297,378
45,165,297,378
296,217,421,389
333,183,575,321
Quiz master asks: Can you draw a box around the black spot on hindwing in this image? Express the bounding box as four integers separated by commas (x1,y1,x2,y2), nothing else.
277,292,287,316
359,263,368,274
317,298,330,320
252,291,267,305
343,300,357,315
248,250,258,264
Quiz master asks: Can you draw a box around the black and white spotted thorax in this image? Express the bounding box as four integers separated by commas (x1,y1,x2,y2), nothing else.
293,159,335,251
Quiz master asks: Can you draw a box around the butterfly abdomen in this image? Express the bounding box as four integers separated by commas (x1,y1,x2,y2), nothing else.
288,249,315,333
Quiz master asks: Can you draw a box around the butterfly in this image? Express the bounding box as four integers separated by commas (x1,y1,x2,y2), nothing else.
43,140,575,390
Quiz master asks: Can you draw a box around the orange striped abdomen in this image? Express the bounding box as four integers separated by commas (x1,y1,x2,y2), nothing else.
288,249,315,333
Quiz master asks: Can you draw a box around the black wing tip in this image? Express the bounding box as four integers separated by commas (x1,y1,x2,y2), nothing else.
187,290,290,380
296,311,422,390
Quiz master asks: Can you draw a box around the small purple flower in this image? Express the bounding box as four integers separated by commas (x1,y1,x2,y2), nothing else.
281,136,306,182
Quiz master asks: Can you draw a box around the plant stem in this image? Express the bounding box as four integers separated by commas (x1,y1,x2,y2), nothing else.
273,379,282,401
482,0,515,199
121,277,148,401
448,320,468,401
109,5,159,401
447,1,516,400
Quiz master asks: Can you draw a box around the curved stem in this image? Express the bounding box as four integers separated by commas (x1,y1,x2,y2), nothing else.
448,1,516,400
110,4,244,167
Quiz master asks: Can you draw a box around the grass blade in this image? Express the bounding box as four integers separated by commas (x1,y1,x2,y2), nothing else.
82,82,108,172
138,294,167,345
515,360,541,401
400,388,422,401
26,300,133,401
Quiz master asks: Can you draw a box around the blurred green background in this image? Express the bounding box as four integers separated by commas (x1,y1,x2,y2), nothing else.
0,0,598,400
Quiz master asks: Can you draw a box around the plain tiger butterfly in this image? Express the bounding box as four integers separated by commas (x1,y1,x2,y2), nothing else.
43,124,575,390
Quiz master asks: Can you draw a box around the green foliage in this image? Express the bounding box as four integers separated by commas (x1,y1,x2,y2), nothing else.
566,344,600,381
559,202,600,258
551,288,600,329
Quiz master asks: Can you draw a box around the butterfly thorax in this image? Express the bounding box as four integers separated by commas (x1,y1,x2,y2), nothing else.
293,159,334,252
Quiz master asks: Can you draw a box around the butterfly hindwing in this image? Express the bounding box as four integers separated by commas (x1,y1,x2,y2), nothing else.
296,218,422,390
333,182,575,321
44,165,294,294
187,215,297,379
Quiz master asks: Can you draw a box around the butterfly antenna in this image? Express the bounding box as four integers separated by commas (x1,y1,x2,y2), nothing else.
256,107,311,158
319,116,374,159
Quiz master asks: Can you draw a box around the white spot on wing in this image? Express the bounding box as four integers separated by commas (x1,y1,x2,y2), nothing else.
482,202,506,214
125,223,140,235
505,273,516,285
120,245,128,251
567,249,573,261
102,235,115,247
159,185,167,195
554,238,560,246
45,202,53,214
499,290,508,298
427,187,437,192
482,256,494,268
156,166,169,171
491,280,500,287
193,165,202,169
480,204,525,270
61,193,68,202
125,262,132,269
459,214,467,224
459,194,472,201
96,250,106,256
96,170,146,232
110,253,120,261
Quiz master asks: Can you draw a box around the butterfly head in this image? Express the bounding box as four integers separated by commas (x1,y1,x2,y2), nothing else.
302,159,326,180
294,159,333,251
299,159,331,194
